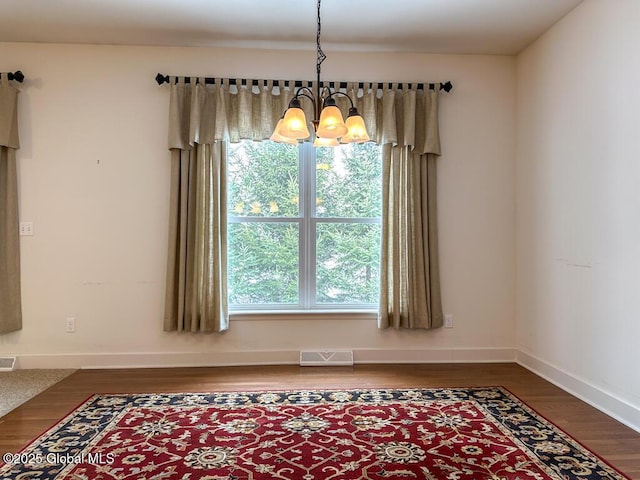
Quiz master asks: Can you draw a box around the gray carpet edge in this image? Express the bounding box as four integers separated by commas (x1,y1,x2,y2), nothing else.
0,369,77,418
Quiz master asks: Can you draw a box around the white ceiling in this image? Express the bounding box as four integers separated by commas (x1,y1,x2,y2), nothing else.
1,0,583,55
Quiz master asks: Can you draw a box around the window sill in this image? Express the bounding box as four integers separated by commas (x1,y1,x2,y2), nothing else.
229,310,377,322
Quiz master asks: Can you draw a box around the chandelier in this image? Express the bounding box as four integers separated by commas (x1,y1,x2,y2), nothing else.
270,0,370,147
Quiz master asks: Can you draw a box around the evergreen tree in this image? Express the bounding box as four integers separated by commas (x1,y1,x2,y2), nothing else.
227,141,381,306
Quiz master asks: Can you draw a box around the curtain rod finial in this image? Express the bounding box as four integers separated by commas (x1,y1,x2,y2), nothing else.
8,71,24,83
156,73,169,85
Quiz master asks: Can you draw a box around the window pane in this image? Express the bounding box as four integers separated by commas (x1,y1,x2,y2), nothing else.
228,141,299,217
316,223,381,304
228,222,299,305
315,143,382,218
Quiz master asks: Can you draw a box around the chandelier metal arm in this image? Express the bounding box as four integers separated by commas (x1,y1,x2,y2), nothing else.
291,87,358,124
324,90,356,110
290,86,315,102
289,88,317,113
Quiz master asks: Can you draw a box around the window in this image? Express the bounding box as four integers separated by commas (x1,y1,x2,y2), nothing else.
227,140,382,310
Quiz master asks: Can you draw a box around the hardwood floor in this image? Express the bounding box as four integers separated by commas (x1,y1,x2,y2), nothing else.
0,363,638,478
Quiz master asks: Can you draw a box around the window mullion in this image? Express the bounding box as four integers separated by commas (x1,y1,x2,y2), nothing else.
297,144,306,309
300,142,317,309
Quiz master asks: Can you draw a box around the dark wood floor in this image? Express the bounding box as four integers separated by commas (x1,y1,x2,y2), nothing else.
0,363,638,478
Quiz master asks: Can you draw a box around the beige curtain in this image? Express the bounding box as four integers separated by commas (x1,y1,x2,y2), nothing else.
0,75,22,334
164,144,228,332
164,78,294,332
162,77,443,332
377,87,443,330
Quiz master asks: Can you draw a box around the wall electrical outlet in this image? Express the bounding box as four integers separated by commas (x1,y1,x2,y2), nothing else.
444,314,454,328
65,317,76,333
19,222,34,236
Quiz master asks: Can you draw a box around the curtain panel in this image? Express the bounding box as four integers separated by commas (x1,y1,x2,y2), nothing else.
163,77,443,332
0,75,22,334
378,87,444,330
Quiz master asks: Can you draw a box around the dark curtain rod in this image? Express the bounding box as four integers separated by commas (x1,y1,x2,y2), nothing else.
0,70,25,83
155,73,452,92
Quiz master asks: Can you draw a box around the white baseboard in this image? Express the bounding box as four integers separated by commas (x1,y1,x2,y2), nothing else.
517,349,640,434
11,347,516,370
355,348,516,364
13,351,299,369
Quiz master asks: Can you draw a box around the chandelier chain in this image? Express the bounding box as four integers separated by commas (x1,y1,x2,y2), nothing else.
316,0,326,81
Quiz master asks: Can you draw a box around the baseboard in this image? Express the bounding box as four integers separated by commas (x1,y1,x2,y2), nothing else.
355,348,516,364
516,349,640,434
12,351,300,369
11,347,516,370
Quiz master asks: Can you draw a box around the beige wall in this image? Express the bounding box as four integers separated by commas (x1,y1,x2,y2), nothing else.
516,0,640,429
0,43,517,367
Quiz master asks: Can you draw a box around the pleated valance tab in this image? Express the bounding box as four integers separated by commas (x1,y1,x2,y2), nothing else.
167,77,441,155
0,76,20,149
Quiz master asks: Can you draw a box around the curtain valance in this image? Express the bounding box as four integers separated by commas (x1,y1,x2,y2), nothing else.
167,77,440,155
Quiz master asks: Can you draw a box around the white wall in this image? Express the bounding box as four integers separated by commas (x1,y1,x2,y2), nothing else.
516,0,640,429
0,43,517,367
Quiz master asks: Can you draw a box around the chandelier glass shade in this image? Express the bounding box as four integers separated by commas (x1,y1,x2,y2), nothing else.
270,119,299,145
270,0,370,146
315,100,348,139
279,101,311,140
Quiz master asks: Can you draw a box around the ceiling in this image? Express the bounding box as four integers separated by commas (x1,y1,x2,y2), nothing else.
1,0,583,55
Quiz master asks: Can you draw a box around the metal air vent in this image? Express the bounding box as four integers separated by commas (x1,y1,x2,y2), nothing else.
300,350,354,366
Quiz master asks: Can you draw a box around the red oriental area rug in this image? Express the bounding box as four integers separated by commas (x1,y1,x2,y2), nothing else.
0,387,629,480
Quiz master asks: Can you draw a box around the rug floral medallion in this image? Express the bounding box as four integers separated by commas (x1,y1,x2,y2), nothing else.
0,387,629,480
